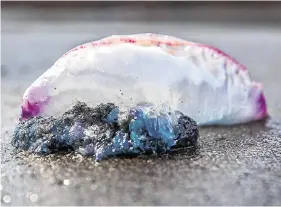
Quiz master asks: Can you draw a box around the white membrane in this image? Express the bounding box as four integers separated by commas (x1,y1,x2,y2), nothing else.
23,42,257,125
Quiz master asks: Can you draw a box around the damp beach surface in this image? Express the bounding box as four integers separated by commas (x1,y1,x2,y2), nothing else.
1,4,281,206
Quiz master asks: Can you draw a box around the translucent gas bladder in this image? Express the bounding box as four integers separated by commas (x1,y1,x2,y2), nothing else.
20,33,267,125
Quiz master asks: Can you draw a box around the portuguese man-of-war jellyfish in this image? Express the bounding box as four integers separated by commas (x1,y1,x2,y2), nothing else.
13,33,268,161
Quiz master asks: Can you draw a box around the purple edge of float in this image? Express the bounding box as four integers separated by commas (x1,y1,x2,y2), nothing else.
20,92,268,122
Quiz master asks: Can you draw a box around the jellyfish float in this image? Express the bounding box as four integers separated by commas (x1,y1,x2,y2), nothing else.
12,33,268,160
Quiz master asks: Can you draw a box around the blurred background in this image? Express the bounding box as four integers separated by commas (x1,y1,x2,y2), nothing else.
1,2,281,206
2,1,281,23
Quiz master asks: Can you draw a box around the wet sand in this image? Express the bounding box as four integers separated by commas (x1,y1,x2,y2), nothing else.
1,4,281,206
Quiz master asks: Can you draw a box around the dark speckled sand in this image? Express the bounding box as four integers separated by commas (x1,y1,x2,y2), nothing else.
1,3,281,205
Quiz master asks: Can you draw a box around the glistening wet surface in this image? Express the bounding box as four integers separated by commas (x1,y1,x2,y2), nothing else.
1,6,281,206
